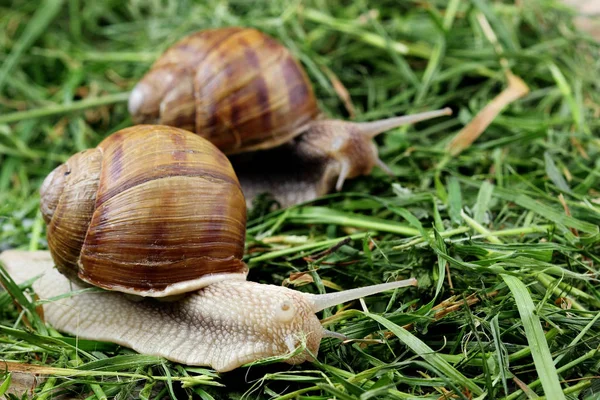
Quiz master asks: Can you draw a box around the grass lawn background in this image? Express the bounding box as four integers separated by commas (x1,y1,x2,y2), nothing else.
1,0,600,398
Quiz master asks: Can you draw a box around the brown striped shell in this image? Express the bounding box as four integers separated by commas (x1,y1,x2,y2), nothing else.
40,125,247,297
128,27,319,154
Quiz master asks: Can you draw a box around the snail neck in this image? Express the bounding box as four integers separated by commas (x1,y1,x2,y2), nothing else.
182,280,324,370
298,120,382,191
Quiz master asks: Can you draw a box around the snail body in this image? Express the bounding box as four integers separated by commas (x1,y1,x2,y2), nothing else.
1,251,323,372
129,27,452,208
4,126,417,372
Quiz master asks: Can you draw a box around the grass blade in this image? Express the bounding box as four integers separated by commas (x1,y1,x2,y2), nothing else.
473,181,494,223
492,187,598,234
288,207,420,236
447,177,463,225
544,152,572,194
248,232,372,264
0,92,130,124
0,373,11,397
0,0,65,92
366,313,484,396
501,275,565,400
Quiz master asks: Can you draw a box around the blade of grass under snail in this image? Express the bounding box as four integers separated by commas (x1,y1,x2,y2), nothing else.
2,0,600,399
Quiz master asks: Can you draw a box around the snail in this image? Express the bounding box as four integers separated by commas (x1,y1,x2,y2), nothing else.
1,125,417,372
128,27,452,208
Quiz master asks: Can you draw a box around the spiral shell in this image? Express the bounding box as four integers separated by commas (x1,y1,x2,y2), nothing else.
40,125,247,297
128,27,319,154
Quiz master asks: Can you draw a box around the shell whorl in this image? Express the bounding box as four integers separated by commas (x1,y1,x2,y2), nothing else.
40,163,68,224
40,125,248,297
129,27,319,154
40,149,103,283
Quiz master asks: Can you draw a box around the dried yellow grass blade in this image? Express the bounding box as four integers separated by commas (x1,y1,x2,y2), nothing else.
322,65,356,119
447,72,529,156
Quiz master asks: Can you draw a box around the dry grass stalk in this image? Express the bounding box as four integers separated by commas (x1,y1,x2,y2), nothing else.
447,72,530,156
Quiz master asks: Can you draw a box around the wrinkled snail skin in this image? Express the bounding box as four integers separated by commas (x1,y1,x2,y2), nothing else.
128,27,454,208
0,251,321,372
0,250,417,372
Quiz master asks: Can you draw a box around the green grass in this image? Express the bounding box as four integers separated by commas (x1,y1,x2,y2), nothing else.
1,0,600,399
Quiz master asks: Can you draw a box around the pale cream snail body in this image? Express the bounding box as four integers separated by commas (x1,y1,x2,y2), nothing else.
2,125,417,372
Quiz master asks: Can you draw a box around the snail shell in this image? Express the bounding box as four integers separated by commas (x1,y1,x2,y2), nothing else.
40,125,247,297
129,27,319,154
